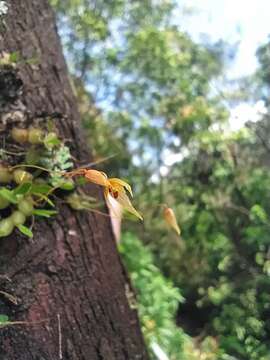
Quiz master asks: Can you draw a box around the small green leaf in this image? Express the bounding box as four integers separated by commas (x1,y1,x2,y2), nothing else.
33,209,58,218
0,188,17,204
14,182,32,196
9,51,20,63
0,314,9,324
44,133,61,149
31,183,53,195
17,224,33,238
35,194,55,207
76,176,87,186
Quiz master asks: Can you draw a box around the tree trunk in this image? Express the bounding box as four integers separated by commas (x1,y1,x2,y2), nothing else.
0,1,148,359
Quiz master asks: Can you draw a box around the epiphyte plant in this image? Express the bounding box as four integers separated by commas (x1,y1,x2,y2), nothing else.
0,122,144,239
0,123,74,238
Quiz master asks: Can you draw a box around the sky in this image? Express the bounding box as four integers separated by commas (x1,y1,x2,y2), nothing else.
181,0,270,78
177,0,270,131
159,0,270,169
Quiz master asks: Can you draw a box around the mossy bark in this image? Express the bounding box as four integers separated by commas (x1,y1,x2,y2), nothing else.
0,1,148,359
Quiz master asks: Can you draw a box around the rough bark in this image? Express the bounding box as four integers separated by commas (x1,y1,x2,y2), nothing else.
0,1,148,359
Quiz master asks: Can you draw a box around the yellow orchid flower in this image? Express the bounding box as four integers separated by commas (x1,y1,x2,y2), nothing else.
65,168,142,220
108,178,133,197
105,178,142,220
163,206,181,235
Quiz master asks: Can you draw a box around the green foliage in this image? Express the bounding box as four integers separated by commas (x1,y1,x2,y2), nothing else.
119,232,220,360
52,0,226,181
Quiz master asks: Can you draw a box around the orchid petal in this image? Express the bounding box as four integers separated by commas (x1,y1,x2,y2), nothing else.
108,178,133,197
115,191,142,220
84,169,109,187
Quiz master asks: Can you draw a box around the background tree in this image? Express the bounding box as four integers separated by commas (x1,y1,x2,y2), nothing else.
0,1,148,359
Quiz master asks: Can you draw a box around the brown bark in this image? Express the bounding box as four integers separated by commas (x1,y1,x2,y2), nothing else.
0,1,148,359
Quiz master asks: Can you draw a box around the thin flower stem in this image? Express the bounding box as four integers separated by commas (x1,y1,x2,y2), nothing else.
0,149,26,156
78,153,117,168
10,164,55,173
56,197,118,218
0,318,49,328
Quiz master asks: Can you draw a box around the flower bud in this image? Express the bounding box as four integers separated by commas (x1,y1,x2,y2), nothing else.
13,169,33,184
0,218,14,237
0,165,13,183
18,197,34,216
11,210,26,226
28,127,44,144
11,127,29,143
163,206,181,235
